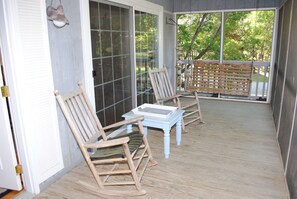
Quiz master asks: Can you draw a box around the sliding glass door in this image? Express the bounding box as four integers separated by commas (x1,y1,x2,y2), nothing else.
89,1,162,124
89,1,132,126
135,11,158,106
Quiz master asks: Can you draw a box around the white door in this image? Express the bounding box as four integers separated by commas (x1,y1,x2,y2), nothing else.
0,57,22,190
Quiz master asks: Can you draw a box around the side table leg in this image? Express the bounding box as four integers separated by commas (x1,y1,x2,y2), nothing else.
127,124,133,133
163,128,170,159
176,117,182,145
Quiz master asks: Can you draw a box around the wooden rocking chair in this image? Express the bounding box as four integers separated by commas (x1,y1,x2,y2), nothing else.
54,82,157,196
148,67,203,132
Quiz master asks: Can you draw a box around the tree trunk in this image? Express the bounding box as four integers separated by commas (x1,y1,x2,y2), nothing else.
183,13,208,60
194,23,222,60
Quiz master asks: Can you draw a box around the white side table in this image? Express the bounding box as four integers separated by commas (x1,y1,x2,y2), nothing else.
122,107,184,159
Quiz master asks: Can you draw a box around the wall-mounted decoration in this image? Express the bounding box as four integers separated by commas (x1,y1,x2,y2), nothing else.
47,0,69,28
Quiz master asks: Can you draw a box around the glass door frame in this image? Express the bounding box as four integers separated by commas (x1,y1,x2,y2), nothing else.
80,0,163,108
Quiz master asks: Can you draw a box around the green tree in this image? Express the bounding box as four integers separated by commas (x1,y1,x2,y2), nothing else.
224,10,274,61
177,13,222,60
177,10,274,62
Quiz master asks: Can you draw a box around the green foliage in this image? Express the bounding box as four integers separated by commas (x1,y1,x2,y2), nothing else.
177,10,275,61
177,13,221,60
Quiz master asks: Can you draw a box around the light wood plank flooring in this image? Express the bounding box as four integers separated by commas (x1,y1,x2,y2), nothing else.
34,99,289,199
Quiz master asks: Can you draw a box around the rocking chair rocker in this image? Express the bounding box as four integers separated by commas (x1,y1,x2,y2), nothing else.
54,82,157,196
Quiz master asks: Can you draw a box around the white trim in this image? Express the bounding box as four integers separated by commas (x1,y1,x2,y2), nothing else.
174,7,277,15
107,0,162,15
267,9,279,104
132,8,137,107
219,12,225,64
173,13,177,94
0,0,39,194
277,0,293,139
158,11,164,67
80,0,95,107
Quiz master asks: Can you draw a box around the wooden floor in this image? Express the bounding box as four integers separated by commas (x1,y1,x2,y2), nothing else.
34,99,289,199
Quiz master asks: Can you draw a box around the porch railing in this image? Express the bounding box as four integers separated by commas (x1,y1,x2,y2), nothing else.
176,60,270,100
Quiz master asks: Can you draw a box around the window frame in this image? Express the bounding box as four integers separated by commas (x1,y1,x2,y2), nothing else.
175,7,278,103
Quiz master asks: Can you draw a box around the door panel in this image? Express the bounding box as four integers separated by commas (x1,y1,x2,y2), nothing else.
0,56,22,190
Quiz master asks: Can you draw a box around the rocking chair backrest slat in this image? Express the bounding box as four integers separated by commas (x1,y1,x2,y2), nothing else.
66,97,90,142
149,67,175,103
69,96,94,142
79,93,99,135
156,72,166,98
78,84,106,141
163,68,174,97
73,95,94,139
56,84,108,146
154,73,163,99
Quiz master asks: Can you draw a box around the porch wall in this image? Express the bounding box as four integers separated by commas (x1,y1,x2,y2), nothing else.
41,0,85,191
163,11,176,88
147,0,173,12
172,0,279,12
271,0,297,198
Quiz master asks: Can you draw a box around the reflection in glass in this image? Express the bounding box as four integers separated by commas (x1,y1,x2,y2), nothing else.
113,56,122,80
89,1,99,29
135,11,158,106
101,31,112,57
91,31,101,57
100,3,110,30
102,57,113,83
111,6,120,30
114,79,124,102
112,32,121,55
104,82,114,107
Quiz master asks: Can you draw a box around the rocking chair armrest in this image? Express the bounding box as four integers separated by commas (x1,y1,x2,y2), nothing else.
84,137,130,149
179,91,196,96
158,94,181,102
102,116,144,131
